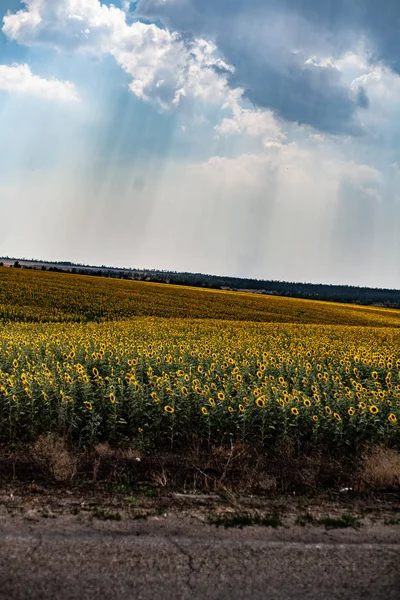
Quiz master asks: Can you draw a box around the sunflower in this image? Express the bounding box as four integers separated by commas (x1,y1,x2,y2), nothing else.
371,371,378,380
228,406,233,413
201,407,208,415
333,412,341,422
291,407,299,416
358,401,366,410
208,397,216,406
303,399,311,407
138,427,143,433
369,405,379,415
325,406,332,415
83,401,93,411
217,391,225,401
238,404,245,413
388,413,397,423
181,386,188,396
312,415,318,422
109,392,116,404
256,397,265,408
92,367,99,377
164,405,175,414
348,407,355,417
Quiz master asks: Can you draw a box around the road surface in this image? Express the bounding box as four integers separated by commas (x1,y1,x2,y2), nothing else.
1,512,399,600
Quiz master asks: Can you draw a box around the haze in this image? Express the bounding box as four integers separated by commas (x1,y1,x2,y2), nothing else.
1,1,400,288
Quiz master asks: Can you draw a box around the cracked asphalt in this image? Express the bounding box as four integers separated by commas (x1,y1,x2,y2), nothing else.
1,513,400,600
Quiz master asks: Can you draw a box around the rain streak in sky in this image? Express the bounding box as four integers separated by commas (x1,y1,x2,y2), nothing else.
1,0,400,288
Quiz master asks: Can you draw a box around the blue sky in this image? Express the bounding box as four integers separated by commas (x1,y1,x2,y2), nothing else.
1,0,400,287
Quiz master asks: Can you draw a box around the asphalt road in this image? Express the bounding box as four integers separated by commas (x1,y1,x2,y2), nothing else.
1,516,399,600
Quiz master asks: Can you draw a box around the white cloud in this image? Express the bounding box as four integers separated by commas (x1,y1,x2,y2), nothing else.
195,144,381,195
303,43,400,144
114,30,232,108
0,63,79,102
215,89,285,147
352,67,400,109
2,0,126,52
305,50,371,78
2,0,233,110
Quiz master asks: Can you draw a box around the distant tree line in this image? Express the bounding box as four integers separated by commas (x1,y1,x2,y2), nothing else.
2,257,400,309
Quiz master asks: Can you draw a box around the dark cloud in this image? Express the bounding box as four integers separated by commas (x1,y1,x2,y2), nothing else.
135,0,398,134
221,39,363,135
356,86,370,110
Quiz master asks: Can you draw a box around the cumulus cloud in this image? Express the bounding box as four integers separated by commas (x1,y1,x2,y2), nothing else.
195,144,382,195
215,89,285,148
2,0,126,52
2,0,234,109
136,0,373,134
0,63,79,102
306,46,400,141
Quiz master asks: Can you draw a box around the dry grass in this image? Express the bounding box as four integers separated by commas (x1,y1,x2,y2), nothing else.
32,434,77,482
360,446,400,490
3,439,398,494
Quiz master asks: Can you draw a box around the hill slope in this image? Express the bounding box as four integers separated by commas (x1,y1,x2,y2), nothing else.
1,267,400,327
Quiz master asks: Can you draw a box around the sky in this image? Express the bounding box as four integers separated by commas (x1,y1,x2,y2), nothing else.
1,1,400,287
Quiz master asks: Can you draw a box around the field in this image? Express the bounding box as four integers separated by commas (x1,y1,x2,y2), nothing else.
0,268,400,448
1,266,399,458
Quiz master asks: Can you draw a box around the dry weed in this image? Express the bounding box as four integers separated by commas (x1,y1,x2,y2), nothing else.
32,434,77,481
361,446,400,490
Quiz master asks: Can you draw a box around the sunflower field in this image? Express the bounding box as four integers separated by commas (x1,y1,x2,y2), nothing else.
0,267,399,451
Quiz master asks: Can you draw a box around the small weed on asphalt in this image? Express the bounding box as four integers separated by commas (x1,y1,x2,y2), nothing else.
318,514,360,529
296,513,316,527
92,509,121,521
210,513,282,528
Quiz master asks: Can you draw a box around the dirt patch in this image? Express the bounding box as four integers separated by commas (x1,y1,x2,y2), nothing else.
0,477,399,533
